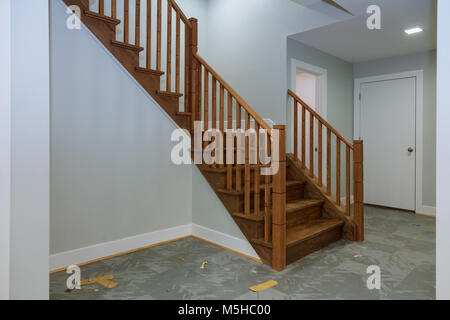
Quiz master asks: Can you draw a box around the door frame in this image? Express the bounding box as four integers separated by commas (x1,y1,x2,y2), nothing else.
290,58,328,118
354,70,425,214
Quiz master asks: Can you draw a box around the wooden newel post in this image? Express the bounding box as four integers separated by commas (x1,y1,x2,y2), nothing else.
353,140,364,241
188,18,198,133
272,125,286,271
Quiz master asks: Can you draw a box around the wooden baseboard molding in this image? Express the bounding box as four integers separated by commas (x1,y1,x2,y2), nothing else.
365,203,436,218
50,224,192,273
415,211,436,218
50,223,261,274
365,203,415,213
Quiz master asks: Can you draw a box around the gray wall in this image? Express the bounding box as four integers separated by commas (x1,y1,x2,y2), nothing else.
354,50,437,208
203,0,339,124
287,38,354,141
50,0,192,254
287,39,354,197
10,0,50,299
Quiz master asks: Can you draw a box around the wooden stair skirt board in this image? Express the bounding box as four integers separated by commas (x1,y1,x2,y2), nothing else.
61,0,363,271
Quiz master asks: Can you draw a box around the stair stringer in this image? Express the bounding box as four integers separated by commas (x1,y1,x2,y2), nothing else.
61,0,271,265
286,154,357,241
62,0,189,129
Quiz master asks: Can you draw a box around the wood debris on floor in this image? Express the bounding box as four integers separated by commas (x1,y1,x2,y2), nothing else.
249,280,278,292
80,275,118,289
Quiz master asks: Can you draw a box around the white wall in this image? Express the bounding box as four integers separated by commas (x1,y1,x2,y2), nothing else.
354,50,437,209
50,0,192,256
204,0,339,124
0,0,11,300
436,0,450,300
10,0,50,299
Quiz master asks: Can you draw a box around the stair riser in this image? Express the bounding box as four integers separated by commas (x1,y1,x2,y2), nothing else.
286,226,342,265
287,205,322,228
233,217,264,241
286,183,305,201
218,183,304,213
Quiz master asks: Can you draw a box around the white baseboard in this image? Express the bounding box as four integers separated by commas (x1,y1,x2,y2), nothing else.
191,224,259,260
50,223,261,271
50,224,192,271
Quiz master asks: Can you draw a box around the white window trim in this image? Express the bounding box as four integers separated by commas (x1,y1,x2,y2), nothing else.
353,70,432,215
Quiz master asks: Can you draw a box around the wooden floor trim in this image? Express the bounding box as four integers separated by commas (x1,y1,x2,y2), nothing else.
365,203,415,213
365,203,436,218
49,235,191,274
50,234,261,274
415,212,436,218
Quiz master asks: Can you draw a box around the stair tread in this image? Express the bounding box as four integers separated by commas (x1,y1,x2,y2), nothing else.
176,112,192,117
156,90,184,98
286,199,324,214
84,10,121,25
135,67,164,76
231,212,264,222
111,40,144,52
286,219,344,247
216,180,304,195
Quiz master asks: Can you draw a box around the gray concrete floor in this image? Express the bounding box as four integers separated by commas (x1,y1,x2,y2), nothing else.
50,206,436,300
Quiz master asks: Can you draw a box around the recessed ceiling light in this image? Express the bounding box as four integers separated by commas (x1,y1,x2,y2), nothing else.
405,27,423,35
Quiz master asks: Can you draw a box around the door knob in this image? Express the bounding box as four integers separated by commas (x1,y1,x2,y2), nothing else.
408,147,414,153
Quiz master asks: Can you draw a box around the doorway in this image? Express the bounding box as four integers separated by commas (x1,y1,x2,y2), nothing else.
354,71,424,212
289,59,328,177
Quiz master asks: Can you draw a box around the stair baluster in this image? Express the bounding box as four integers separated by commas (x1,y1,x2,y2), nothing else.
136,0,141,47
99,0,104,15
146,0,151,69
288,90,364,242
124,0,129,43
112,0,117,19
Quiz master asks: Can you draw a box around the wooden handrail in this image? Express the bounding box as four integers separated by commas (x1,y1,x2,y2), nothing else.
194,53,272,135
170,0,193,28
288,89,353,149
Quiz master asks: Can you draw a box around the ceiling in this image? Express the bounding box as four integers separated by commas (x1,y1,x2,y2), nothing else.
289,0,437,63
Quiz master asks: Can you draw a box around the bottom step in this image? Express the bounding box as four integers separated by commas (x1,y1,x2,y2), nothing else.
286,219,343,265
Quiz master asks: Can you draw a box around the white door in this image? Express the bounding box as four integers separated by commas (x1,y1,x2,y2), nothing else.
360,77,416,211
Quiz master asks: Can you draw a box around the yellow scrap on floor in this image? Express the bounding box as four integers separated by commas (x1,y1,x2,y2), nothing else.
80,275,118,289
249,280,278,292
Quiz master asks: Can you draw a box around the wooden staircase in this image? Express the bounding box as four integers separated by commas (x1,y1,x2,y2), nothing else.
63,0,364,271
